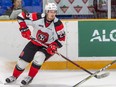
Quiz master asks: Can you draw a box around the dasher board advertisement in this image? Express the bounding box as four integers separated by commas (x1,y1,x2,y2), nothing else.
78,20,116,57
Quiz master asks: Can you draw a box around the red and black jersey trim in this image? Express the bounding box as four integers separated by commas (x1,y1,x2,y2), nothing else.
19,22,29,32
31,13,43,21
54,20,62,26
54,20,64,32
17,16,30,20
58,32,65,41
54,20,64,31
51,40,63,48
54,19,65,41
55,40,63,48
17,16,24,20
32,62,41,69
37,13,43,19
16,64,25,71
20,28,29,32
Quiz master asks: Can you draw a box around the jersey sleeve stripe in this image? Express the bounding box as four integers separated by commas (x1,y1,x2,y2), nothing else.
55,24,64,31
21,12,26,19
54,20,64,31
19,22,28,29
17,16,24,20
58,36,65,41
31,13,38,21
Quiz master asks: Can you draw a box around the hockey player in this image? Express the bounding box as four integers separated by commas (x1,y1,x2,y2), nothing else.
5,3,65,85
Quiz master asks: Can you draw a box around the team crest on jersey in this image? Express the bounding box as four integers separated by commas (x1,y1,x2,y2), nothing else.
36,30,49,43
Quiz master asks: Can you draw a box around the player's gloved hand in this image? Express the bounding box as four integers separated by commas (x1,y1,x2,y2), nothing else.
21,29,31,40
46,44,57,55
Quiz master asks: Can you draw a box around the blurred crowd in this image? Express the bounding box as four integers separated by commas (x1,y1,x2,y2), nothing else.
0,0,116,20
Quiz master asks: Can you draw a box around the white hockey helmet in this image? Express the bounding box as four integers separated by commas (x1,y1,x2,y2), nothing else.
45,3,57,11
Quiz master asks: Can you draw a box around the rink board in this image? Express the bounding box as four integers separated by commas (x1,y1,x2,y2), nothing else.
1,20,116,70
6,60,116,70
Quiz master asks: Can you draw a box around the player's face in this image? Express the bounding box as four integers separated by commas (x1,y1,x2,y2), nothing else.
46,10,57,21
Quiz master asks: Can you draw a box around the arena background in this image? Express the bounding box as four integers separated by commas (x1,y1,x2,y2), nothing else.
0,0,116,70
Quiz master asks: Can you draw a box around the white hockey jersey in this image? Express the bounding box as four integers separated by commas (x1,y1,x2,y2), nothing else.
17,12,65,47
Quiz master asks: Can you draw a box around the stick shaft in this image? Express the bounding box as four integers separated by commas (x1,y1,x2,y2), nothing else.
56,53,95,75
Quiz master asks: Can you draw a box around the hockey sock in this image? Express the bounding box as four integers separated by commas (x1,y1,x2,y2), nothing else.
28,63,41,78
13,65,25,78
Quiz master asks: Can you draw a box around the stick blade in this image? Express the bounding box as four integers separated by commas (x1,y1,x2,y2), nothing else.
96,72,110,79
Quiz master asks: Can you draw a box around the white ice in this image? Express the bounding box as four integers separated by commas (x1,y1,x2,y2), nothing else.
0,61,116,87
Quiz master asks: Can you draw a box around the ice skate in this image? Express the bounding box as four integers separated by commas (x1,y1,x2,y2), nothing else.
5,76,17,83
21,76,33,85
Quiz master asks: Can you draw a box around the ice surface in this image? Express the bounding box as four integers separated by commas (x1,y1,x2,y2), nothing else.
0,84,20,87
0,60,116,87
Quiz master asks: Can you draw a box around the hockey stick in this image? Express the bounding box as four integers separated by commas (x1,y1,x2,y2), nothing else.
30,37,109,79
53,53,109,79
73,60,116,87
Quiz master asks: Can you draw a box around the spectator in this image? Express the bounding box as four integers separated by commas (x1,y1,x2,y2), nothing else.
3,0,27,19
